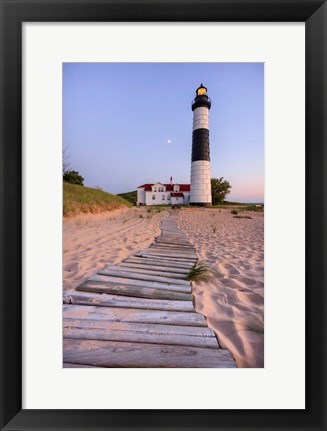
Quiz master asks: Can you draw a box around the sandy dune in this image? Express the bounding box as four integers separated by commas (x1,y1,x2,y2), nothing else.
63,207,168,292
178,208,264,368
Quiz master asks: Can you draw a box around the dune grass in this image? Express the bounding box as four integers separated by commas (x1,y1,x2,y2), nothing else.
117,190,137,205
187,261,214,281
63,182,131,217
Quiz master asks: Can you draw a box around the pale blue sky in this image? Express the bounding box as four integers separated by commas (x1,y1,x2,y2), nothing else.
63,63,264,203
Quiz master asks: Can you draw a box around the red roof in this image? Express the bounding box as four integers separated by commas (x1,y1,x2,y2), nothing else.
169,184,190,192
137,184,153,190
137,183,190,192
170,192,184,197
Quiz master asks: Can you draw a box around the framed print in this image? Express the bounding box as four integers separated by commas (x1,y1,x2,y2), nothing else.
0,0,326,430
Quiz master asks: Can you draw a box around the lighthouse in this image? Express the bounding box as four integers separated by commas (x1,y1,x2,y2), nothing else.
190,84,212,206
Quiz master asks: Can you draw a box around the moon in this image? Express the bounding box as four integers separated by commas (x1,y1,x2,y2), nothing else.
168,139,171,144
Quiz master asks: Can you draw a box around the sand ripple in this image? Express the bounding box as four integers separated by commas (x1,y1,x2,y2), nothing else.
178,208,264,368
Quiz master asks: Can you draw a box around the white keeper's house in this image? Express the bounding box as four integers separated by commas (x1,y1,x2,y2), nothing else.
137,178,190,206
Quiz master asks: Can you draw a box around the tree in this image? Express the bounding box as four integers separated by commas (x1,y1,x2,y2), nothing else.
63,147,70,175
63,170,84,186
211,177,232,204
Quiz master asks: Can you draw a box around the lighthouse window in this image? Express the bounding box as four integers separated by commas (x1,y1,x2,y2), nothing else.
197,87,207,96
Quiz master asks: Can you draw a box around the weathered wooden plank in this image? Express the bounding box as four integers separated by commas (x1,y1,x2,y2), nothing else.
152,243,194,250
145,252,197,260
76,281,193,301
90,274,191,293
159,233,188,236
102,265,188,279
124,257,194,269
155,238,192,244
151,242,195,253
98,268,190,286
159,237,188,240
63,291,194,312
156,237,191,244
146,248,196,256
118,262,189,275
160,227,184,230
137,253,197,263
64,318,219,349
162,235,187,237
155,243,192,248
157,233,189,238
148,247,196,255
141,254,197,261
63,304,206,326
63,339,236,368
147,244,193,251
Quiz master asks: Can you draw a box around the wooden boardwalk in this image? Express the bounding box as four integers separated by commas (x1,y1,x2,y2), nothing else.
63,212,236,368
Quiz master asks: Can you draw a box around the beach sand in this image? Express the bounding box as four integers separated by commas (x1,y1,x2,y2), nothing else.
63,207,168,292
178,208,264,368
63,206,263,368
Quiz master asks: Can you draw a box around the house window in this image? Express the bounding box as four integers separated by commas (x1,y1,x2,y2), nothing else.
167,195,170,200
152,195,155,200
162,195,165,200
153,188,157,192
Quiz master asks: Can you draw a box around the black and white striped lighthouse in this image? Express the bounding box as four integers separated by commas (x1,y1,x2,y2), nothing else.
190,84,212,206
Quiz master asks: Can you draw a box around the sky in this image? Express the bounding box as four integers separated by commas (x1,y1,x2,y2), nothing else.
63,63,264,203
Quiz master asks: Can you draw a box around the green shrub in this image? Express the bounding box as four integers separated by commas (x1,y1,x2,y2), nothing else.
245,204,263,212
63,170,84,185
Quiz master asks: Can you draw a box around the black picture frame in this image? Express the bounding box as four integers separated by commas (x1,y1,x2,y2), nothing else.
0,0,326,430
